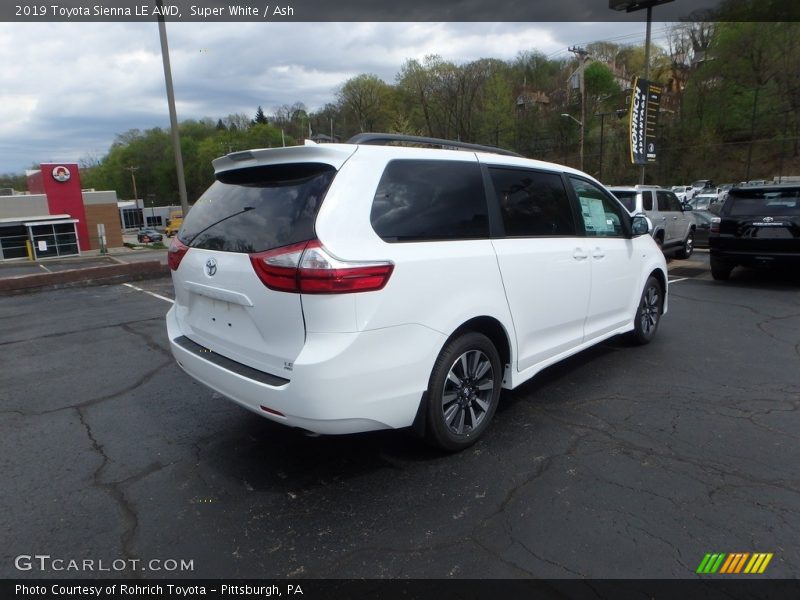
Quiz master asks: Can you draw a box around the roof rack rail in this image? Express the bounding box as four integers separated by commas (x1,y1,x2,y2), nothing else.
346,133,523,158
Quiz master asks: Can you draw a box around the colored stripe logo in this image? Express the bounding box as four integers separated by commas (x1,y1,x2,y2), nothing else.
697,553,773,574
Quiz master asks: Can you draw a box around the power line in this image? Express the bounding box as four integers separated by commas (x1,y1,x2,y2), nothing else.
545,27,676,60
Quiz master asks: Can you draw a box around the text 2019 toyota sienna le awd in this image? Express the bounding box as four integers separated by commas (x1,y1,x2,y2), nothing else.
166,134,668,450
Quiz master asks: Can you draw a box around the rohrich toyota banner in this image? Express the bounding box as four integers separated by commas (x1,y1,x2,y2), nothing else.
629,77,661,165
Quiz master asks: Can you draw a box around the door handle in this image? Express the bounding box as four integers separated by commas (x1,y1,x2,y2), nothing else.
592,249,605,259
573,249,589,260
672,216,678,220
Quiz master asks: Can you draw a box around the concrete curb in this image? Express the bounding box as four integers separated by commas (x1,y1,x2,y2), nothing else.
0,260,169,295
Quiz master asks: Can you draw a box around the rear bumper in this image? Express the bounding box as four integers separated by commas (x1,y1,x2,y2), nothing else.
167,307,445,434
710,248,800,267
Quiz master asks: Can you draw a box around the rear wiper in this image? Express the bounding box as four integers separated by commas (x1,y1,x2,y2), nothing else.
182,206,254,245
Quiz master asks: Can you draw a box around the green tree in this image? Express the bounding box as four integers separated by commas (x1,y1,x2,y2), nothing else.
337,74,394,133
253,106,268,125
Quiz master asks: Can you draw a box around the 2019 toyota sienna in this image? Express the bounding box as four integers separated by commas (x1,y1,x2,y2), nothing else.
166,134,668,450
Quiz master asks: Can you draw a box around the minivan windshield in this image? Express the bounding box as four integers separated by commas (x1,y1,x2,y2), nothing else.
179,163,336,253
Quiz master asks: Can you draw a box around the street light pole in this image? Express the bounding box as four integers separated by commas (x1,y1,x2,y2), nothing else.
560,113,584,169
595,109,628,182
156,0,190,217
599,113,606,182
569,46,590,172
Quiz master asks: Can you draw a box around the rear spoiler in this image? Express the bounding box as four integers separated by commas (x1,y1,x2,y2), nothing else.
212,144,358,176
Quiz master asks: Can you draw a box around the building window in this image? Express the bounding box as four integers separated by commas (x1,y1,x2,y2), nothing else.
0,225,29,260
29,223,79,259
122,208,144,229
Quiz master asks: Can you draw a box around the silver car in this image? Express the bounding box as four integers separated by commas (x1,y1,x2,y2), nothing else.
609,186,696,259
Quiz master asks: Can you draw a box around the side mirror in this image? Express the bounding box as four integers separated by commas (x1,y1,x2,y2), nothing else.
683,204,693,211
631,214,651,237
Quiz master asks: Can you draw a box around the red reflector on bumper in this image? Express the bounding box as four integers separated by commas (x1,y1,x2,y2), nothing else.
260,405,285,417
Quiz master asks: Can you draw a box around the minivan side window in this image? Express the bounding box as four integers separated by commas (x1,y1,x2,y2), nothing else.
371,160,488,242
488,167,576,237
569,177,626,238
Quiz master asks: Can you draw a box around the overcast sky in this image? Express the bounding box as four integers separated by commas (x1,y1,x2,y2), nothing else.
0,20,676,175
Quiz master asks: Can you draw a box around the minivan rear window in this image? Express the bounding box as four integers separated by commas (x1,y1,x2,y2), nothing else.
179,163,335,253
727,189,800,216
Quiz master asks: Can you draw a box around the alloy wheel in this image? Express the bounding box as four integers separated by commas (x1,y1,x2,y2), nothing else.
640,285,660,335
441,350,494,435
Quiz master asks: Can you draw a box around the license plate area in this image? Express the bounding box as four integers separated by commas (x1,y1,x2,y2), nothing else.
187,295,260,346
755,227,792,239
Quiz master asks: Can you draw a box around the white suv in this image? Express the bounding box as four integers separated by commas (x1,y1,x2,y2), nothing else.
166,134,668,450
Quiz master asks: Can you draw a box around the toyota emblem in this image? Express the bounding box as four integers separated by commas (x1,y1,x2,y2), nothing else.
205,258,217,276
762,217,774,223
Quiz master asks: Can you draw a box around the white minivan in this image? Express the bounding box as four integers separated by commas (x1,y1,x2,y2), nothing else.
167,134,668,450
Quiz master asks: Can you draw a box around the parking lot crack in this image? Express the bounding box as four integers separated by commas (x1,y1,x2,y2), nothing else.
755,312,800,347
514,538,586,577
4,360,172,418
540,411,800,498
0,316,164,348
120,323,172,358
628,522,691,572
75,405,140,575
668,289,779,318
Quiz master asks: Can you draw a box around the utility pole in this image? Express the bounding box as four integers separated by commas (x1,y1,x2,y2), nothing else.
124,166,139,203
569,46,590,172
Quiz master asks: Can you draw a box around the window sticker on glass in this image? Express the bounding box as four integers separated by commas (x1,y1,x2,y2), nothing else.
580,197,612,233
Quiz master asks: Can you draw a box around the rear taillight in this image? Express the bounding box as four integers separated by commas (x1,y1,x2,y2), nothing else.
250,240,394,294
710,217,721,234
168,237,189,270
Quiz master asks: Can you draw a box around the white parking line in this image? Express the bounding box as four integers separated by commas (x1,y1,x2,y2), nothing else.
122,282,175,304
668,277,690,284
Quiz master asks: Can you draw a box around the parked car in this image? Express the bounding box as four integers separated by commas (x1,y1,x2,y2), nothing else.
691,179,714,193
671,185,694,203
715,183,737,209
164,211,184,237
137,228,163,243
609,185,696,258
691,209,715,248
166,133,668,450
709,185,800,280
689,192,722,213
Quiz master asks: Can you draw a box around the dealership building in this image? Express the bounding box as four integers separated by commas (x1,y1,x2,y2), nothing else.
0,163,123,261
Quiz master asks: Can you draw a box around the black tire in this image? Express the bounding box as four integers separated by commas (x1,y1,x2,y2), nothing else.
675,230,694,259
629,276,663,345
710,259,733,281
424,332,502,451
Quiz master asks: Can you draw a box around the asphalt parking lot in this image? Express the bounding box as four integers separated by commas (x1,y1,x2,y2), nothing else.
2,252,799,579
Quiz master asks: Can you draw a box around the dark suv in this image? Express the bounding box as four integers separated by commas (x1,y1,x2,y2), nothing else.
709,185,800,280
